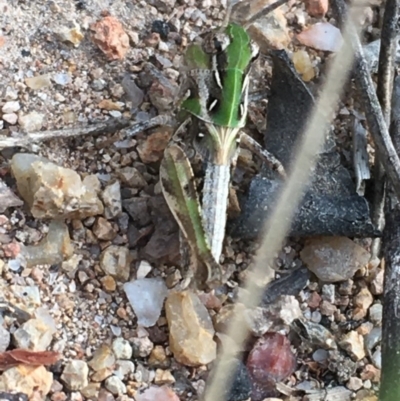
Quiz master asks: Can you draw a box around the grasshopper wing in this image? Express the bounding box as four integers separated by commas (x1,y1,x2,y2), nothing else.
160,144,222,289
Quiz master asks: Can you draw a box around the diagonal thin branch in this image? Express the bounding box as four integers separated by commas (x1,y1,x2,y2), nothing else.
371,0,399,258
381,76,400,401
0,118,130,150
380,0,400,396
203,1,365,400
0,115,173,150
244,0,290,26
331,0,400,201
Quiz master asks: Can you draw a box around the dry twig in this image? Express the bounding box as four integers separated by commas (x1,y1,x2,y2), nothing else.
0,115,172,150
371,0,398,258
331,0,400,201
204,1,364,399
381,63,400,401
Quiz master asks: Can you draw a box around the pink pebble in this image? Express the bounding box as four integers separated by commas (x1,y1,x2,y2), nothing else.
246,332,296,401
297,22,343,52
135,386,180,401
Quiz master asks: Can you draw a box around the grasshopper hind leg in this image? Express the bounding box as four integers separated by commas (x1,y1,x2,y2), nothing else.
177,231,194,290
239,132,287,179
177,232,223,291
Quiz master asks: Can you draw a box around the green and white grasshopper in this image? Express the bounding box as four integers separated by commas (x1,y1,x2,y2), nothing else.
160,17,286,290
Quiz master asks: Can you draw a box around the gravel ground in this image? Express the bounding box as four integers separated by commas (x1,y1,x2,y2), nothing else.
0,0,385,400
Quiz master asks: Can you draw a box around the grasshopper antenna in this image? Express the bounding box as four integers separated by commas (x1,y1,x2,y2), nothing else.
221,0,238,27
241,0,290,28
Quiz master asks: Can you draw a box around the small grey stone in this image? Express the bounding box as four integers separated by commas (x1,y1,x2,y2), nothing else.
100,245,131,281
109,110,122,118
136,260,152,279
371,347,381,369
3,113,18,125
122,198,151,227
0,325,11,352
134,363,152,383
112,338,133,360
121,75,144,109
131,336,154,358
155,54,172,68
369,304,382,326
13,318,54,351
114,360,135,380
338,280,353,296
365,327,382,354
5,86,18,100
300,237,371,282
312,349,328,363
363,379,372,389
61,360,89,390
53,73,71,85
310,311,322,323
102,181,122,219
105,376,127,395
339,331,365,361
321,284,336,303
124,278,167,327
2,101,20,113
88,344,116,371
346,376,363,391
118,167,147,188
91,79,107,91
18,111,45,132
370,269,384,295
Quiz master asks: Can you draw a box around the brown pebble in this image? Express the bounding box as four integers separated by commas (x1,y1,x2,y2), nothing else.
320,300,337,316
101,275,117,292
51,392,68,401
357,322,373,336
360,364,381,382
117,307,128,320
307,292,321,309
91,16,130,60
305,0,329,17
30,267,44,282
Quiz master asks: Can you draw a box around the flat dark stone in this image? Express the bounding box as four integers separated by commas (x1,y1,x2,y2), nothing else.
230,50,379,239
208,359,253,401
261,268,310,305
0,393,28,401
226,359,253,401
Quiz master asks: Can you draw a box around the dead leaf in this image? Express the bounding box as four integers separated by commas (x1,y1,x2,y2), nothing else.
0,350,60,370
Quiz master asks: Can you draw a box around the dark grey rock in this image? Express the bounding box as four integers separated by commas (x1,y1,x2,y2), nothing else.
230,50,379,239
208,359,252,401
262,268,310,305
